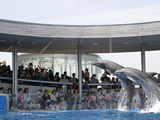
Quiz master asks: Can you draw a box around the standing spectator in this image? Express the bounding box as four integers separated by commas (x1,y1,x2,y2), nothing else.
49,70,54,81
84,68,90,82
72,73,78,83
55,72,61,82
41,68,46,78
82,67,84,80
32,71,38,80
64,71,69,80
44,72,50,81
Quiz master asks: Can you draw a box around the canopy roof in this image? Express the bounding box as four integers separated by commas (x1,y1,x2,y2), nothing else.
0,19,160,54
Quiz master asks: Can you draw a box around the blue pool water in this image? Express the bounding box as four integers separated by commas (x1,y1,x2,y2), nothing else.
1,109,160,120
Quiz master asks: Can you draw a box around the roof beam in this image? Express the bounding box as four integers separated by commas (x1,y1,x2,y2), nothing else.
138,36,147,50
109,38,112,53
75,38,83,54
40,38,55,54
3,36,26,52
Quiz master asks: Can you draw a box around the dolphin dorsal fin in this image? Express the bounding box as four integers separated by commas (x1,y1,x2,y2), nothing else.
146,72,158,77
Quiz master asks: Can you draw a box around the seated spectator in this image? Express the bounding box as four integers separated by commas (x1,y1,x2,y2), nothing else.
17,88,25,110
82,91,88,109
59,97,67,110
72,89,80,109
100,73,111,83
90,74,99,88
42,90,51,103
82,82,89,90
56,87,60,97
87,93,98,109
87,88,92,96
49,100,55,111
72,73,78,83
72,82,78,89
69,77,74,83
112,82,121,89
101,78,109,89
50,90,57,101
0,87,5,93
114,87,120,101
60,74,69,83
42,99,49,110
29,90,41,110
57,87,65,101
104,88,114,100
97,88,103,100
24,88,31,103
7,88,13,109
54,101,60,111
65,88,74,110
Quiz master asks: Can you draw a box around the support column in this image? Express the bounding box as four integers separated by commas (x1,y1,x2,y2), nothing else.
12,42,18,106
78,45,82,102
141,44,146,72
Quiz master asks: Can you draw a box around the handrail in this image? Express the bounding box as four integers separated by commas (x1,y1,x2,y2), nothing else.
1,77,160,86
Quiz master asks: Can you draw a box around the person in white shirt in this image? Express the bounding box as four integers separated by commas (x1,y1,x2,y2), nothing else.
24,88,31,103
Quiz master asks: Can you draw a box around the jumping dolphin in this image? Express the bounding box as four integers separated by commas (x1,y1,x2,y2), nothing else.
114,68,160,101
93,60,135,105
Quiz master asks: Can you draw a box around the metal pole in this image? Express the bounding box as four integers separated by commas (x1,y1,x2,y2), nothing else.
141,44,146,72
78,45,82,103
12,43,18,106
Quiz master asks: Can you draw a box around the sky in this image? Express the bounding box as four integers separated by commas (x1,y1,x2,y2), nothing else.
0,0,160,73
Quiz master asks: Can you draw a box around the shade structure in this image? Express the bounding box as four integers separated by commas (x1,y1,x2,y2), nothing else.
0,19,160,54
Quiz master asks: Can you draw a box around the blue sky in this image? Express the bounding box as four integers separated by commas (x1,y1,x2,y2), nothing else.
0,0,160,73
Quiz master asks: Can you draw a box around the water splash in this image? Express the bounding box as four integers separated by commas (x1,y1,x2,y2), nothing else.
140,88,160,113
117,84,128,111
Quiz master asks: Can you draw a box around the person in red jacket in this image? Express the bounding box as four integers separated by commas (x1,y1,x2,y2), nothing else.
72,82,78,89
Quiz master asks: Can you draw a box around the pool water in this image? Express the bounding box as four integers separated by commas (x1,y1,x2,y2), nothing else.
1,109,160,120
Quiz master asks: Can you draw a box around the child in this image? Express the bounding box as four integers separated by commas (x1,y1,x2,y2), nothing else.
54,101,60,111
49,100,55,111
